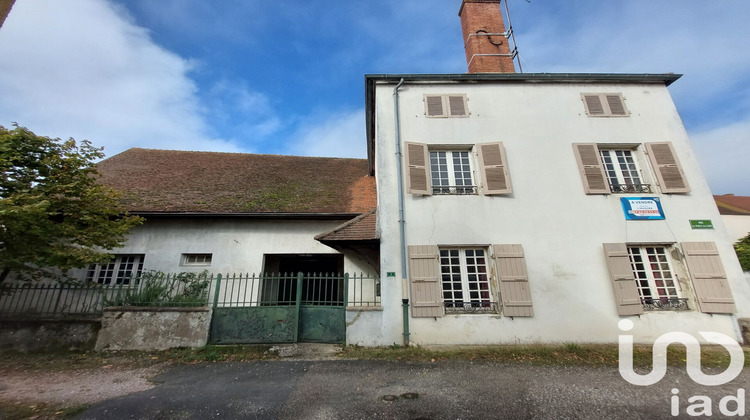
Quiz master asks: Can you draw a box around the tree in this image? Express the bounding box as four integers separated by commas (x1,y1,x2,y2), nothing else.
735,233,750,272
0,124,142,284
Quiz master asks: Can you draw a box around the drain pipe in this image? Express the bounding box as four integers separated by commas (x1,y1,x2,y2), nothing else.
393,78,410,347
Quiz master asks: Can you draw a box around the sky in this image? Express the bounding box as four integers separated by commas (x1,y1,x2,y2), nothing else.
0,0,749,195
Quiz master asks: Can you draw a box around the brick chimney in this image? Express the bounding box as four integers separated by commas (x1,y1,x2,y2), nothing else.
0,0,15,29
459,0,515,73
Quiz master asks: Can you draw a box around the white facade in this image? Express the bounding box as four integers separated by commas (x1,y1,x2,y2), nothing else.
71,217,375,278
721,215,750,243
358,74,750,346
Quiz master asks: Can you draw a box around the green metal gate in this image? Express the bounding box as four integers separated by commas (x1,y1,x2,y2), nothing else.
209,273,347,344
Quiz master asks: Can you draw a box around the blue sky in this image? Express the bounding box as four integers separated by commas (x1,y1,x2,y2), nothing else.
0,0,749,195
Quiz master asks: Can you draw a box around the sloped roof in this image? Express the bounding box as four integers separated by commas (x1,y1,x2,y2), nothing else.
714,194,750,216
96,148,376,214
315,208,378,242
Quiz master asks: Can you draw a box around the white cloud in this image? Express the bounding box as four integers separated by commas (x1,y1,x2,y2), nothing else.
287,109,366,159
689,120,750,196
0,0,240,156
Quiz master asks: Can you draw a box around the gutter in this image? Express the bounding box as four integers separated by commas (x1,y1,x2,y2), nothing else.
129,212,363,220
393,78,410,346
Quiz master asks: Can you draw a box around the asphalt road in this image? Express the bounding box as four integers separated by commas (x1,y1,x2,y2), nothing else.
75,360,748,419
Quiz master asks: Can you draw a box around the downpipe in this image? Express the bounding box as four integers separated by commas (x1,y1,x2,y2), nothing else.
393,78,410,346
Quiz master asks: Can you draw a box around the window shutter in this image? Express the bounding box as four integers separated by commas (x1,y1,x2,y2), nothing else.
408,245,444,318
493,244,533,317
404,142,431,195
425,95,445,117
448,95,467,117
605,95,627,116
645,142,690,193
477,142,512,195
603,243,644,316
583,95,605,115
681,242,736,314
572,143,609,194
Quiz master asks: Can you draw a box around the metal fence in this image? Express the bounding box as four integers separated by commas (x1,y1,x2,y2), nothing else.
0,272,380,318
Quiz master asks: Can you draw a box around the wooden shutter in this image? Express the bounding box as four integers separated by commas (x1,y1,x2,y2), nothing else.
681,242,736,314
603,243,644,316
447,95,468,117
477,142,512,195
493,244,533,317
408,245,444,318
583,94,605,116
404,142,431,195
572,143,609,194
425,95,445,117
645,142,690,193
605,94,627,116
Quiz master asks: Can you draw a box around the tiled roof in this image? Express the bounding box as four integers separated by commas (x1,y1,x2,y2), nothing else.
96,148,376,214
315,208,378,242
714,194,750,216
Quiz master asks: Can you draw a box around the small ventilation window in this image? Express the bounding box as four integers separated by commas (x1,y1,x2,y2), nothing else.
581,93,629,117
181,253,212,266
424,94,469,118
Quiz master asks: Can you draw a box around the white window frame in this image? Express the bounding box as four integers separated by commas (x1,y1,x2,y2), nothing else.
181,253,212,266
581,93,629,117
627,245,687,311
439,247,496,313
424,94,469,118
85,254,145,285
429,149,477,195
598,147,649,193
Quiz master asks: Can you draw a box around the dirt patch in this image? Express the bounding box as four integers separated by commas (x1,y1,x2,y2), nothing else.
0,353,169,419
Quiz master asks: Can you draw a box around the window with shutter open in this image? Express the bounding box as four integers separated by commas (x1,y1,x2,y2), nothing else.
681,242,736,314
573,143,610,194
478,142,512,195
424,94,469,118
404,142,431,195
603,243,644,316
408,245,444,318
581,93,629,117
645,142,690,193
492,244,533,317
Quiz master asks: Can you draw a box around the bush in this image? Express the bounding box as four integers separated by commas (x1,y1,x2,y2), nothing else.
735,233,750,272
104,270,210,307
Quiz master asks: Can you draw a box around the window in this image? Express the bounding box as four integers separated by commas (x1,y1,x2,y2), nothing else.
405,142,511,196
439,248,495,313
627,245,686,310
430,150,476,195
85,254,144,285
581,93,629,117
181,253,212,266
599,148,650,193
424,94,469,118
573,142,690,195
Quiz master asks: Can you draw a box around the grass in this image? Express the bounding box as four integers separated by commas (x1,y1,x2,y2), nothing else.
338,343,750,368
0,401,90,420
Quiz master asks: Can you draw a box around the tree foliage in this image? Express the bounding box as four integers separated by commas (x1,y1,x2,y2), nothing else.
735,233,750,272
0,124,142,284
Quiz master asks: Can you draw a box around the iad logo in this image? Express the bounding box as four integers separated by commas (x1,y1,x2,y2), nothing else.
618,319,746,417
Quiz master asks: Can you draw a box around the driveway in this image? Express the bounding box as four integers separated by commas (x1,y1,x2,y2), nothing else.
75,360,748,419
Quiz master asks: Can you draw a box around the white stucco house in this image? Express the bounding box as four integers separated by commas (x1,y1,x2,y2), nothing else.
345,0,750,346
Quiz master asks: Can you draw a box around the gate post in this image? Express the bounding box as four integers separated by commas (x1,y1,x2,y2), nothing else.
293,272,304,343
343,273,349,307
212,274,222,308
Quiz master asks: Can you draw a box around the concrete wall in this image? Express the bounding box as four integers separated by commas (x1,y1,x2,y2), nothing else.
0,319,100,352
95,307,211,351
366,79,750,346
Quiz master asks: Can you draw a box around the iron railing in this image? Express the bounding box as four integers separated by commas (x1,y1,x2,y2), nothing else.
610,183,651,193
444,301,499,314
641,297,689,311
1,272,381,318
432,185,478,195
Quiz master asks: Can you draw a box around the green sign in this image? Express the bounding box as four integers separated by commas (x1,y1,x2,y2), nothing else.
387,272,396,277
690,220,713,229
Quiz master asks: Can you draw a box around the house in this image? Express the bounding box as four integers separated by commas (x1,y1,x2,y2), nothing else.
714,194,750,243
352,0,750,346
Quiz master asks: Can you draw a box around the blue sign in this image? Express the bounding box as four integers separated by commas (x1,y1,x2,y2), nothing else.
621,197,665,220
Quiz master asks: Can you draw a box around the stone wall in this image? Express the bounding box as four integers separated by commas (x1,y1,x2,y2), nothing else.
95,307,211,351
0,319,100,352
